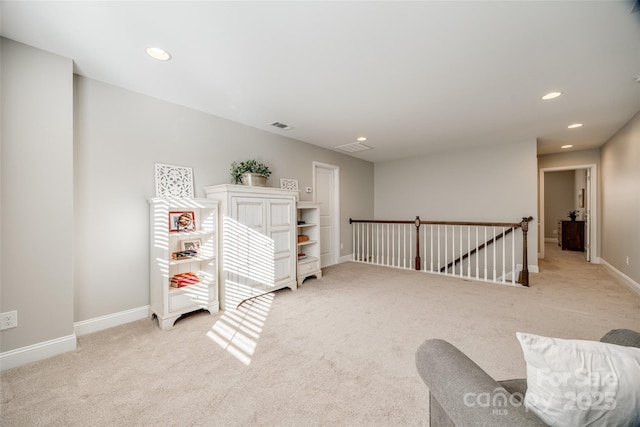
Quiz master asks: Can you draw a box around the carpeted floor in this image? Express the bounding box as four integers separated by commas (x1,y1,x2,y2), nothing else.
2,243,639,426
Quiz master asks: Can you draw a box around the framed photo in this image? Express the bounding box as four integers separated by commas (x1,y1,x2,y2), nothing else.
169,211,196,232
578,189,585,208
181,238,202,252
280,178,299,191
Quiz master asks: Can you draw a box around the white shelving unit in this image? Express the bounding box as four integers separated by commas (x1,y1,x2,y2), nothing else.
297,201,322,284
149,198,219,330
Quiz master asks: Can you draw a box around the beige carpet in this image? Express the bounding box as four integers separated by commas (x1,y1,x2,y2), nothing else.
2,243,639,426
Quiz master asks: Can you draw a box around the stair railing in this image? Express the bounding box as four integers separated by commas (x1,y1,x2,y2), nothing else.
349,216,533,287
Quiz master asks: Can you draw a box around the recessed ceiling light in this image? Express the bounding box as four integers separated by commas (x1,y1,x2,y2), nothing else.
568,123,583,129
561,145,573,149
542,91,562,100
146,47,171,61
357,137,367,142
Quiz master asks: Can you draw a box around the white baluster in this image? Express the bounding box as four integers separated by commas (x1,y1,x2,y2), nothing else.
511,227,516,285
502,227,507,283
430,225,434,272
484,227,488,281
492,227,497,282
438,225,441,274
459,225,462,277
386,224,390,266
467,225,471,278
475,226,479,280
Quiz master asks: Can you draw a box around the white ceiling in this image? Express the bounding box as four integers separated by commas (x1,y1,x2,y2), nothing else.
2,1,640,163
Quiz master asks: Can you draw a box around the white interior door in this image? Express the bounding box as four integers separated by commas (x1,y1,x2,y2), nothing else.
313,162,339,267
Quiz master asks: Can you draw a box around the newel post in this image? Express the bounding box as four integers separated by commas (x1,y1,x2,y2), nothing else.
520,217,530,287
415,216,421,270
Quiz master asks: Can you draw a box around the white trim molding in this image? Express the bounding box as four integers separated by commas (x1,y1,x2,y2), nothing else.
339,254,353,264
0,334,77,371
74,306,150,336
600,259,640,296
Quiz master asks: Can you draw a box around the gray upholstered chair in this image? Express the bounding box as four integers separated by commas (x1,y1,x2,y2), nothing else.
415,329,640,426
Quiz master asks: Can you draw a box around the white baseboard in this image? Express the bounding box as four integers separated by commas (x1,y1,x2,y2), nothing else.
517,263,540,274
0,306,150,371
544,238,558,243
339,254,353,263
74,306,150,336
600,259,640,296
0,334,76,371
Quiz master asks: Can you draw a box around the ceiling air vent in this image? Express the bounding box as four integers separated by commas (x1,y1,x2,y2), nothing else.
335,142,372,153
269,121,293,131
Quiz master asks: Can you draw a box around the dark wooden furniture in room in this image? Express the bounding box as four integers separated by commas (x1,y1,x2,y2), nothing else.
561,220,585,251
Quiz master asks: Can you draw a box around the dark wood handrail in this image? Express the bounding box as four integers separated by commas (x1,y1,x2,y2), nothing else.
349,219,415,225
349,216,534,286
350,218,530,228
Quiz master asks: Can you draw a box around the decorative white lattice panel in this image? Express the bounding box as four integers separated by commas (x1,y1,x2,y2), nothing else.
155,163,194,198
280,178,299,191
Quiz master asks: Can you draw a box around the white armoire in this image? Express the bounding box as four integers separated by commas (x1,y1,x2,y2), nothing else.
204,184,298,311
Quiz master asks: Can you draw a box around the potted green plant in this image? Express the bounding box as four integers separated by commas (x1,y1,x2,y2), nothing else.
568,210,579,221
230,159,272,187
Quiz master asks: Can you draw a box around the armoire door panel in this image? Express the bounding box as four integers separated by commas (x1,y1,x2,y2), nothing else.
269,201,293,228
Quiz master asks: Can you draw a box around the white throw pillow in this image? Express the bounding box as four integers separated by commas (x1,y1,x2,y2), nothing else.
516,332,640,427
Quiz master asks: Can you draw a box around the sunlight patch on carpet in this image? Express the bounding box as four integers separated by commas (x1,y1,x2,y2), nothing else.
207,292,275,365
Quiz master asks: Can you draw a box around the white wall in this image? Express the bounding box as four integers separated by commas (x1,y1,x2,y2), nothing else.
601,111,640,284
74,76,374,321
374,139,538,268
1,39,74,352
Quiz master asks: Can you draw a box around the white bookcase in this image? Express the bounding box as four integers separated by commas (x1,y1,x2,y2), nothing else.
148,198,219,330
297,201,322,284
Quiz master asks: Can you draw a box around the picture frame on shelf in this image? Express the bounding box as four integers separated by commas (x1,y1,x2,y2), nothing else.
169,211,196,232
181,238,202,252
280,178,299,191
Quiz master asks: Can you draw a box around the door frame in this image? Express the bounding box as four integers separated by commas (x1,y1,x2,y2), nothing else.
539,164,598,263
312,161,340,266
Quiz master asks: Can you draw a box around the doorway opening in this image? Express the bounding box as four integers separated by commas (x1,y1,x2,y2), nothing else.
539,164,598,264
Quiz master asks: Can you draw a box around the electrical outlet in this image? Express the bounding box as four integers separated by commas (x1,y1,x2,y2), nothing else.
0,310,17,330
626,256,630,266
